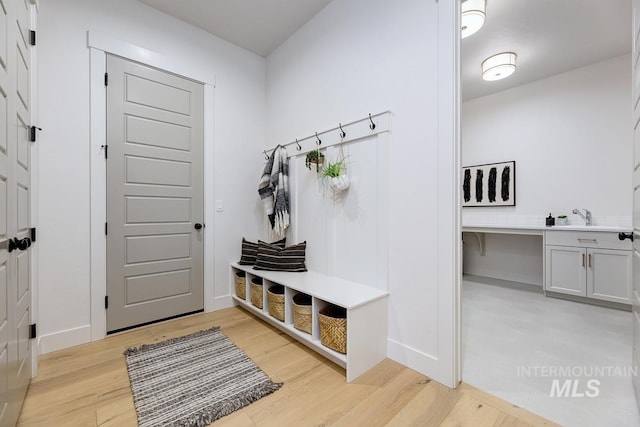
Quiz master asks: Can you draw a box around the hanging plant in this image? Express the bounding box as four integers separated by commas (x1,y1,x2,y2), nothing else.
321,158,350,193
305,149,325,172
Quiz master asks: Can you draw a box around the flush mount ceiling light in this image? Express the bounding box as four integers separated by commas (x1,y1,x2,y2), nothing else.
482,52,517,81
461,0,486,39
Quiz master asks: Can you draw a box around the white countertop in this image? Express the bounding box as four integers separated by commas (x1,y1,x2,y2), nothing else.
463,223,632,233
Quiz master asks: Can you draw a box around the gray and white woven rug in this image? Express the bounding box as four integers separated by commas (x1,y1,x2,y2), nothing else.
124,327,282,427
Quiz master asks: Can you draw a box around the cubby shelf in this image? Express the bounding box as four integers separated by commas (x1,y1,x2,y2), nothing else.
230,262,389,382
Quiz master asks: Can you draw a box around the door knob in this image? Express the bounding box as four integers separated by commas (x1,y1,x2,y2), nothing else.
618,232,634,241
17,237,31,250
194,223,204,230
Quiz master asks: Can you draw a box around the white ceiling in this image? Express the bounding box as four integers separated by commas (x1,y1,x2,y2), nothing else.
462,0,632,101
137,1,631,99
137,0,333,57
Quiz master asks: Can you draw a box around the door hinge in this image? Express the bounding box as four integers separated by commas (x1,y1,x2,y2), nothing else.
105,296,109,310
30,227,36,242
29,126,42,142
29,323,36,339
101,144,108,159
105,222,108,235
29,30,36,46
104,72,108,86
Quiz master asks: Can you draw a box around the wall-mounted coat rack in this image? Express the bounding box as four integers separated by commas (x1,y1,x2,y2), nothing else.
262,111,391,159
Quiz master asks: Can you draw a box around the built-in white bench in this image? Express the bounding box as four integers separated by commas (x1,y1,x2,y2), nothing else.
230,262,389,382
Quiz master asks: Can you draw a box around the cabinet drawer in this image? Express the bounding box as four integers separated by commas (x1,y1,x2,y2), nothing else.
545,230,632,250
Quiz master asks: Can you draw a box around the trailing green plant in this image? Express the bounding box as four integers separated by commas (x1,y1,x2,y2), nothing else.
558,215,567,219
305,150,325,172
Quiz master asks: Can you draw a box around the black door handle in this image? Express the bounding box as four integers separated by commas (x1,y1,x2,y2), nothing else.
8,237,19,253
194,223,204,230
7,237,31,253
618,232,634,242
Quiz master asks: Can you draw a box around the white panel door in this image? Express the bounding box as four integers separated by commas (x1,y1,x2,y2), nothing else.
1,0,33,425
632,0,640,409
545,245,586,296
106,55,204,333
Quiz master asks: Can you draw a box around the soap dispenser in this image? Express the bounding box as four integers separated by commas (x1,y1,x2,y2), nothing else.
546,213,555,227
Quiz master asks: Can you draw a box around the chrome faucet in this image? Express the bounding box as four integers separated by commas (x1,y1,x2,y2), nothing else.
572,208,592,226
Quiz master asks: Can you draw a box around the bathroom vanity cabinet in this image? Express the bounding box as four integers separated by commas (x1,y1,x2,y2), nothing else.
545,230,632,304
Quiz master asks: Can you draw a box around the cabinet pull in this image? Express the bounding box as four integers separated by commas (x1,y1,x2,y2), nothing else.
582,253,585,267
577,238,597,244
588,253,592,268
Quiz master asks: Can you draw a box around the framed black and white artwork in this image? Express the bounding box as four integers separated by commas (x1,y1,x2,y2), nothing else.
462,161,515,207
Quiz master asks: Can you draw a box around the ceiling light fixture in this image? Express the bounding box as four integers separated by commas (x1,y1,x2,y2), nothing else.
461,0,486,39
482,52,517,81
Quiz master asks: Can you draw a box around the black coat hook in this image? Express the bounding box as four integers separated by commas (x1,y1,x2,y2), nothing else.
263,150,269,160
339,123,346,138
315,132,321,145
368,113,376,130
295,139,302,151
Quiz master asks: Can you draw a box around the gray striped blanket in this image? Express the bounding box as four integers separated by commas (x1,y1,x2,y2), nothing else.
258,145,289,237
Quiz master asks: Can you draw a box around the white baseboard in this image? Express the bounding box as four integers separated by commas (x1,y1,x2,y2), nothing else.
212,294,234,311
463,268,542,287
39,324,92,354
387,338,446,385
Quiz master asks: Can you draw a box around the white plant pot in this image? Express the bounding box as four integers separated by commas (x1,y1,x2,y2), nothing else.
328,175,350,192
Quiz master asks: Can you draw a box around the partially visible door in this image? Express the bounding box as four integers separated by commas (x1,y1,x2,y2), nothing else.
632,0,640,409
1,0,33,425
106,55,204,333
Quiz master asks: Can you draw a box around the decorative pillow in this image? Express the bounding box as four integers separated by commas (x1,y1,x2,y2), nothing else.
254,241,307,272
238,237,285,265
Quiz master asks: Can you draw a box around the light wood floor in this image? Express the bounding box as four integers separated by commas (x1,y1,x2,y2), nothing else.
17,307,558,426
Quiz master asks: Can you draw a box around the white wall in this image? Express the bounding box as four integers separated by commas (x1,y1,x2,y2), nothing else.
287,129,389,290
266,0,458,386
462,54,632,283
463,233,544,286
38,0,266,351
463,54,632,226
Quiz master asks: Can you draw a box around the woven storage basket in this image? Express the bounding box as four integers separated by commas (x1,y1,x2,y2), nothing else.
250,277,263,308
319,305,347,354
267,285,285,321
292,293,312,334
234,271,246,300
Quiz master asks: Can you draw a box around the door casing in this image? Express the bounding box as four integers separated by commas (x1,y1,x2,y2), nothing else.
88,32,216,342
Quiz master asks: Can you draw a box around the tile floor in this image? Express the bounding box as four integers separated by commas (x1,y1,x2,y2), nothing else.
462,276,640,427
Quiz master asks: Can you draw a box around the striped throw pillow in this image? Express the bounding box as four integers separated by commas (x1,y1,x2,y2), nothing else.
238,237,286,265
254,241,307,272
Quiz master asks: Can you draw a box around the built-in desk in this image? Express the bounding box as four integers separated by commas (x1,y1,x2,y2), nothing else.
462,223,633,308
463,225,545,256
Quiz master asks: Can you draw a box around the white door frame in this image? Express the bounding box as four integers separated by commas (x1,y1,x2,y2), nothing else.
29,0,40,373
437,0,461,387
88,32,216,341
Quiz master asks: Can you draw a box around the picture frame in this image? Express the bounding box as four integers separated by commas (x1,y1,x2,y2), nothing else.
462,161,515,207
